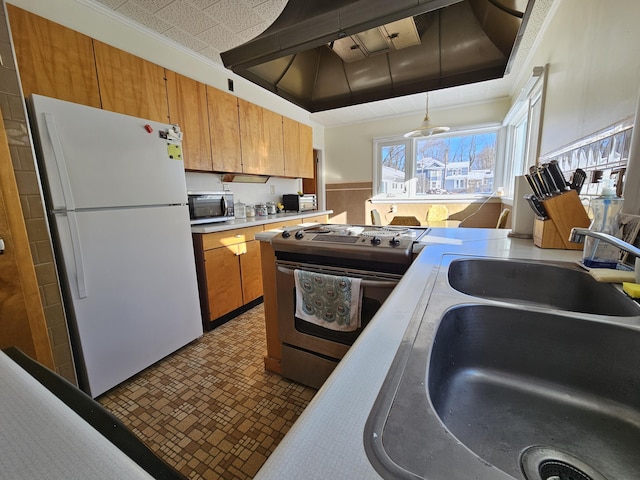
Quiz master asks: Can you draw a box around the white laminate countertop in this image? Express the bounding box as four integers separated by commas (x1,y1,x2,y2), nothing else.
0,351,155,480
190,210,332,234
255,228,583,479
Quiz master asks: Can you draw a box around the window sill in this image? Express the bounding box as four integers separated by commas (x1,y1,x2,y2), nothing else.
369,194,507,204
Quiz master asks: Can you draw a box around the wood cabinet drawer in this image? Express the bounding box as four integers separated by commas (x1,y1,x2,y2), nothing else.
265,219,301,231
201,225,264,250
303,215,328,224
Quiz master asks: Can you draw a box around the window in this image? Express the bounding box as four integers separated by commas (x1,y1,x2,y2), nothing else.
378,140,410,195
373,67,547,200
374,127,499,198
502,65,547,195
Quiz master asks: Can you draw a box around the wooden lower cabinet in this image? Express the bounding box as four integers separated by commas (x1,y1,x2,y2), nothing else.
193,226,264,329
240,240,263,303
260,240,281,374
203,245,244,320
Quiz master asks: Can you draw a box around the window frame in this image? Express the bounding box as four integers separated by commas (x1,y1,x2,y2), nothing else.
373,123,502,200
501,65,547,196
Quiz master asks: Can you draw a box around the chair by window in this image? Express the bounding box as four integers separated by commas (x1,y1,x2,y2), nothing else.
496,208,511,229
371,209,382,225
389,215,421,226
426,205,449,223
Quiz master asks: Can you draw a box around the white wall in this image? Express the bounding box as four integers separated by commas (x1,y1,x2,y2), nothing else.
513,0,640,213
515,0,640,157
185,172,301,206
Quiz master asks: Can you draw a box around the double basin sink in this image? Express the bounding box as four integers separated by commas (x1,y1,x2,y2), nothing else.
365,257,640,480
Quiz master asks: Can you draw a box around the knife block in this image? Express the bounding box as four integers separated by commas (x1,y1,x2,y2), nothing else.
533,190,591,249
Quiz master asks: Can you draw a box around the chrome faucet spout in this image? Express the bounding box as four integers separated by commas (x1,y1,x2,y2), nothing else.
569,227,640,259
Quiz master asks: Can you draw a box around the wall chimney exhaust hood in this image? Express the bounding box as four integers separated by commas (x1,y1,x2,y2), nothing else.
221,0,535,113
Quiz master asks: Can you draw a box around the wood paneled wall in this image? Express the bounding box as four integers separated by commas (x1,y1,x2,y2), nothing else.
326,182,373,225
0,2,76,382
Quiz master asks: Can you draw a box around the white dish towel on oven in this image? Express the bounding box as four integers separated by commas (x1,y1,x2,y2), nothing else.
294,269,363,332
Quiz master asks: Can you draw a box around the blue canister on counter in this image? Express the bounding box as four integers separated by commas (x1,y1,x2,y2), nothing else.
582,179,623,268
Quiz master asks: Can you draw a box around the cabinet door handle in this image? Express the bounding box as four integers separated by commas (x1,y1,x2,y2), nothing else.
0,238,5,254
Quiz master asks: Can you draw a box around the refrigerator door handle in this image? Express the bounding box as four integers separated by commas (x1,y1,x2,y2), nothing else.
66,212,88,299
44,113,76,211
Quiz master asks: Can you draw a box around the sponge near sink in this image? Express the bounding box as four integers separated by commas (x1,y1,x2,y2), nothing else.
588,268,636,283
622,282,640,299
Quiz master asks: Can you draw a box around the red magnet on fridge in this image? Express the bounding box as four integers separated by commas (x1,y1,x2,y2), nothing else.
144,124,153,133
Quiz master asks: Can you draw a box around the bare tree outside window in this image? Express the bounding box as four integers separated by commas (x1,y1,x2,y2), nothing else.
380,143,407,195
415,132,496,195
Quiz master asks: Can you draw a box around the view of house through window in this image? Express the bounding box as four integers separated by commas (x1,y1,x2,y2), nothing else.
377,129,498,197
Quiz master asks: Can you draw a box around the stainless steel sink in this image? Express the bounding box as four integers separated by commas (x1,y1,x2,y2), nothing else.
365,256,640,480
447,258,640,316
430,304,640,480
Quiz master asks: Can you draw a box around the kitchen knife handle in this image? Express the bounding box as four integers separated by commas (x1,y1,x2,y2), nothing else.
524,194,547,218
570,168,587,194
530,166,550,197
540,165,561,194
547,160,569,191
524,174,543,199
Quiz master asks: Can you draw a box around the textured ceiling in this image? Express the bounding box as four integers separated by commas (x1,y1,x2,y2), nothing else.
91,0,554,127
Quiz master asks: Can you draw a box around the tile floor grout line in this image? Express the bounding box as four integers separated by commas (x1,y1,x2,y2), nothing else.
99,303,316,480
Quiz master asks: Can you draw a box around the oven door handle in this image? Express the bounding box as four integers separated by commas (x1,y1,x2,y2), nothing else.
276,266,399,288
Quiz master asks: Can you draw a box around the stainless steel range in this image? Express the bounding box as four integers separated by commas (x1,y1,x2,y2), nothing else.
271,224,428,273
271,224,429,388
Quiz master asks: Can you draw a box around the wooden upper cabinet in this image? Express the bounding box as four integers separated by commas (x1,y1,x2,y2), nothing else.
262,108,284,176
166,70,212,171
283,117,314,178
238,99,264,175
93,40,168,123
283,116,298,174
207,86,242,173
240,101,284,176
7,5,100,107
298,123,314,178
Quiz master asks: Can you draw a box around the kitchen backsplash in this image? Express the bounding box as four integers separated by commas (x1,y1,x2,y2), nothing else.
185,172,303,206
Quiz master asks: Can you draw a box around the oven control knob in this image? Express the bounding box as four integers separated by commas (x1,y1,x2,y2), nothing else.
295,231,305,239
370,236,381,245
281,230,291,238
389,237,401,246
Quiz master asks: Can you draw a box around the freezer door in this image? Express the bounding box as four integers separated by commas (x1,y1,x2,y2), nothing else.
30,94,187,210
53,205,202,397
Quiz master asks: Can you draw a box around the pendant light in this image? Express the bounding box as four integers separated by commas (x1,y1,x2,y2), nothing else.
404,92,450,138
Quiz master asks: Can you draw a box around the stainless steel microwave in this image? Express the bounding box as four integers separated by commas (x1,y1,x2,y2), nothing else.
187,191,234,224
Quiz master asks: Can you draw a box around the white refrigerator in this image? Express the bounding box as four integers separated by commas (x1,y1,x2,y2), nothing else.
29,94,203,398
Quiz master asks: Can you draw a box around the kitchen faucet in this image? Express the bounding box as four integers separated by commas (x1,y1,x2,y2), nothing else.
569,227,640,281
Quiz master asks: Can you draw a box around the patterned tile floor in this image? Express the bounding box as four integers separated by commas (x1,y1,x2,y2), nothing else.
99,303,316,479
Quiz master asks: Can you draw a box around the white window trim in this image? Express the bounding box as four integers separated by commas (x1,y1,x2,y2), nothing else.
501,65,548,197
373,122,502,202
